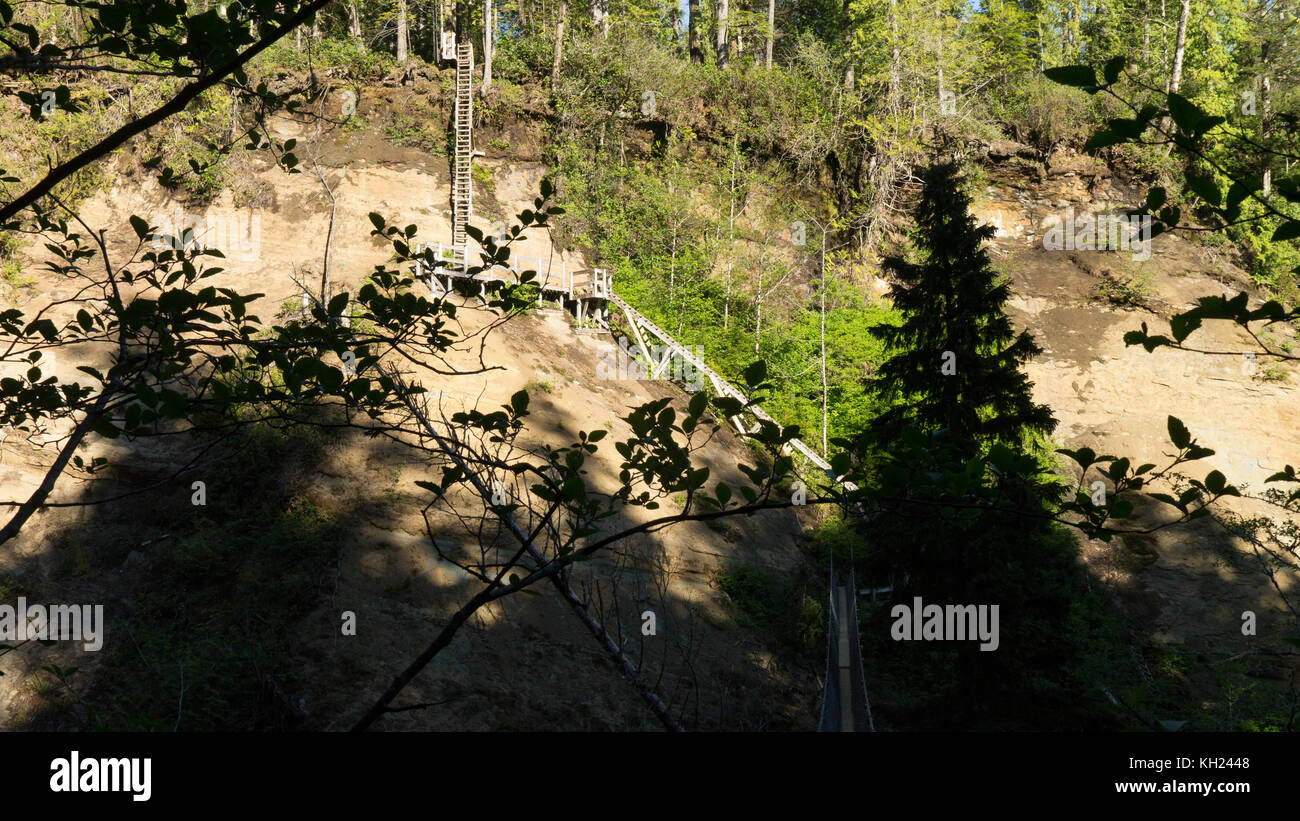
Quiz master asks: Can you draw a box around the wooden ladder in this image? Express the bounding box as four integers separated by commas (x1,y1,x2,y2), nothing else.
451,41,473,248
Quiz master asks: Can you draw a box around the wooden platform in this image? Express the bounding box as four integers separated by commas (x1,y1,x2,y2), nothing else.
413,242,609,301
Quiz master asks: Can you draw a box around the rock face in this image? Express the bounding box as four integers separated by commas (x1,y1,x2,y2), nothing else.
971,148,1299,683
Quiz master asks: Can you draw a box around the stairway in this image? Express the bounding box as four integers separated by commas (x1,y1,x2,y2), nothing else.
605,292,855,488
451,40,473,248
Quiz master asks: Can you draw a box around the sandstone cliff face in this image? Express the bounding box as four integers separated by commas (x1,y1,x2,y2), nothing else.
972,145,1298,694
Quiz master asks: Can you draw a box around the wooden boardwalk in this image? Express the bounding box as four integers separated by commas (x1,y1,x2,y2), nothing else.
414,242,610,308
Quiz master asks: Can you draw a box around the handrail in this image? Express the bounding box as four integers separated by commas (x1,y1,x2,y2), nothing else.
605,292,855,489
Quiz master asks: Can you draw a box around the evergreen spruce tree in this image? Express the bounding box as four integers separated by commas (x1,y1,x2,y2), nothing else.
869,158,1057,458
859,158,1104,728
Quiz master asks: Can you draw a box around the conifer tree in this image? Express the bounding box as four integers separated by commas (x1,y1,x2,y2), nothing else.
869,158,1057,458
859,159,1098,726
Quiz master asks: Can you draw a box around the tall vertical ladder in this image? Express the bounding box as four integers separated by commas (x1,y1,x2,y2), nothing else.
451,40,473,249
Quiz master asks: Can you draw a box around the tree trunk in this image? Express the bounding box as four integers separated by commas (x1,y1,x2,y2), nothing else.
591,0,609,40
552,0,568,91
819,228,829,456
688,0,702,63
346,1,362,42
1169,0,1189,93
935,1,943,107
888,0,898,101
482,0,494,93
1142,0,1150,63
1262,65,1272,198
724,134,738,330
397,0,409,62
843,0,854,90
765,0,774,69
716,0,728,68
1070,0,1081,59
1160,0,1168,76
418,2,429,61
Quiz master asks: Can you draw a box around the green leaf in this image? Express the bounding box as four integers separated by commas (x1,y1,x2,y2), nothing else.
1166,93,1207,134
716,483,731,506
1271,221,1300,242
1184,172,1221,206
1167,415,1191,449
1043,65,1097,88
562,476,585,500
1204,470,1226,495
129,214,150,239
1057,446,1096,470
1103,56,1126,85
1107,457,1130,481
1224,180,1254,222
510,389,529,414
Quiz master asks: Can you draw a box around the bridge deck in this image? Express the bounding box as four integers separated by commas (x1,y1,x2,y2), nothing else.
819,568,874,732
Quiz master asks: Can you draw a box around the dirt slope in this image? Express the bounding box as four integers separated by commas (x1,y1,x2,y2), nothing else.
0,96,821,731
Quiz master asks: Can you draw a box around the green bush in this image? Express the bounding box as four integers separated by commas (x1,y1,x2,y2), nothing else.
715,564,824,663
